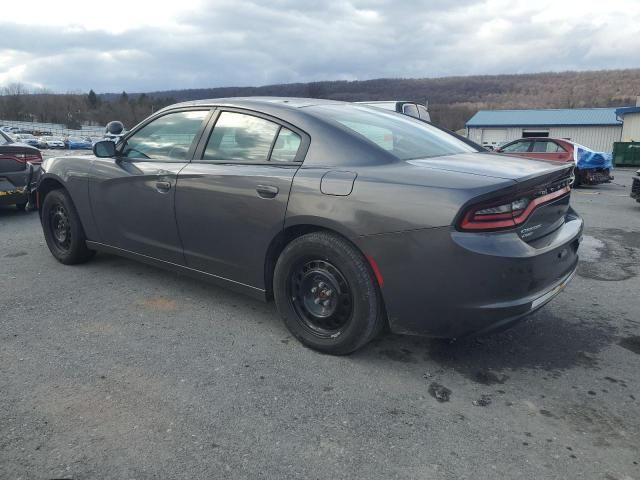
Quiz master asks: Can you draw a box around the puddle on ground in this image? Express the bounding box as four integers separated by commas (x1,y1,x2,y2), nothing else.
366,311,617,380
578,229,639,281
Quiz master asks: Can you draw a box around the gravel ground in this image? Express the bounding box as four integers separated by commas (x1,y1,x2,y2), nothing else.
1,165,639,480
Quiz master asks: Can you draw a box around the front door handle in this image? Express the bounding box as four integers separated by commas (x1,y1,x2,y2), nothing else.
256,185,279,198
156,181,171,193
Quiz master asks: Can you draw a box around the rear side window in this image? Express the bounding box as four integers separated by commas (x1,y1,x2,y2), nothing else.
416,105,431,121
402,104,419,118
204,112,279,162
270,128,302,163
532,141,566,153
0,132,9,145
311,104,478,160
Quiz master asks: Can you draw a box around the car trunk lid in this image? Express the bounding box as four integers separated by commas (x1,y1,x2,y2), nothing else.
420,153,576,243
408,152,570,182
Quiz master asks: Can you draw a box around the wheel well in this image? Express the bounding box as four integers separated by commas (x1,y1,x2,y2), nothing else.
264,224,339,298
38,178,66,210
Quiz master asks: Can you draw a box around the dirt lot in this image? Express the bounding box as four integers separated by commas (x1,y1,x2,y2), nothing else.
1,166,639,480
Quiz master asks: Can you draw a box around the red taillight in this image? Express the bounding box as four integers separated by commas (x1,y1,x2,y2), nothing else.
13,152,42,165
459,185,571,232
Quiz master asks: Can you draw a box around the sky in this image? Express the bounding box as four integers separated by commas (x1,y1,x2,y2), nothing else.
0,0,639,93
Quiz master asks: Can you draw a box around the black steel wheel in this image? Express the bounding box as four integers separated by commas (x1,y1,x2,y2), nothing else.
49,204,72,251
274,231,386,355
41,189,94,265
290,259,353,337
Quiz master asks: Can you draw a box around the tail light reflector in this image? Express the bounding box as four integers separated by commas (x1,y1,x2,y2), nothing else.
459,184,570,232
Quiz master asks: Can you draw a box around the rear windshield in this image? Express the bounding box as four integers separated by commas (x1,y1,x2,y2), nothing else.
309,104,478,160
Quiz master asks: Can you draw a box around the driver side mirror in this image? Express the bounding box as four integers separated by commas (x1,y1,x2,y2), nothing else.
93,140,116,158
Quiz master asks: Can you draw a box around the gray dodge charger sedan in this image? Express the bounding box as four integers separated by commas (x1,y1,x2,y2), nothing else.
36,97,582,354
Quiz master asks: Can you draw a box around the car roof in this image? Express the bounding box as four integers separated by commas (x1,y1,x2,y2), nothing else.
167,96,344,111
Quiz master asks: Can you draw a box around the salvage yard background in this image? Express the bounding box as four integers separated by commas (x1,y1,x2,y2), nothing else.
1,155,638,479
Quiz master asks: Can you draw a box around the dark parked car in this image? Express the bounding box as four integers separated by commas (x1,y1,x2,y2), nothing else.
0,130,42,210
36,98,582,354
496,138,613,186
358,100,431,121
631,169,640,202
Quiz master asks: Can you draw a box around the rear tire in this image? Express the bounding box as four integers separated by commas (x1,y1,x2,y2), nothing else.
273,231,385,355
15,201,27,211
41,189,94,265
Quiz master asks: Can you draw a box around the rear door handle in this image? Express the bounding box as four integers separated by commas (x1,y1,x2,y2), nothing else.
256,185,279,198
156,181,171,193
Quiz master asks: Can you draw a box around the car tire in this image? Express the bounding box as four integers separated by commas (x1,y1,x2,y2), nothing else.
15,201,27,211
273,231,386,355
41,189,94,265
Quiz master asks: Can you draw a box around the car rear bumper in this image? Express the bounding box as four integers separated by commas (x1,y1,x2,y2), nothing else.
357,208,583,338
577,168,612,185
0,187,28,206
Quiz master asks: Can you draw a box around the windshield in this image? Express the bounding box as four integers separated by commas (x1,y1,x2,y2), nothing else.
309,104,478,160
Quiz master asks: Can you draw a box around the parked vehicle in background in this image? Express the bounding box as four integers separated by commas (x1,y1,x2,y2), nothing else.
631,170,640,203
66,137,93,150
37,98,581,354
358,101,431,122
39,136,66,149
13,133,41,147
496,138,613,186
0,130,42,210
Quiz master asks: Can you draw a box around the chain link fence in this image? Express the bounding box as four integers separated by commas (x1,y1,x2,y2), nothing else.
0,119,104,138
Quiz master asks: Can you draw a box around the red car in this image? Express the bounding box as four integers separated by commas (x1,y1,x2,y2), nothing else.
496,138,613,186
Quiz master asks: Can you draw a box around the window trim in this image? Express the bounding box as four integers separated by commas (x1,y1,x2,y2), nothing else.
191,107,311,166
115,107,214,163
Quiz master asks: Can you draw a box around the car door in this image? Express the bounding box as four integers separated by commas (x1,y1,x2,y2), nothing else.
175,109,308,289
90,108,211,264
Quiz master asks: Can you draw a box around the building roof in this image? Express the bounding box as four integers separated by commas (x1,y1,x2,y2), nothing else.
615,106,640,117
466,107,622,128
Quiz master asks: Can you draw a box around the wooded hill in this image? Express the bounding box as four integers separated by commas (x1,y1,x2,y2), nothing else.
2,69,639,131
137,69,640,131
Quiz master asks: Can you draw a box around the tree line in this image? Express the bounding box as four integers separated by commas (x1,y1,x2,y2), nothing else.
0,84,176,130
1,68,639,131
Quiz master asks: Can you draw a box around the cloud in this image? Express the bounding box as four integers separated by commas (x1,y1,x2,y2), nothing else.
0,0,639,92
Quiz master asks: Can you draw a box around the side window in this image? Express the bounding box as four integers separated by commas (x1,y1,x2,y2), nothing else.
402,104,419,118
270,128,302,163
0,132,9,145
416,105,431,121
121,110,209,161
501,141,531,153
532,141,567,153
547,142,566,153
532,141,548,153
203,112,280,162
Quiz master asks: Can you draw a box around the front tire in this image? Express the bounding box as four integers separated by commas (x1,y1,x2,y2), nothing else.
273,231,385,355
41,189,94,265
